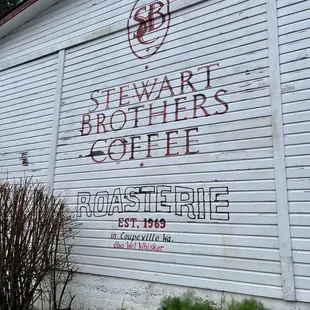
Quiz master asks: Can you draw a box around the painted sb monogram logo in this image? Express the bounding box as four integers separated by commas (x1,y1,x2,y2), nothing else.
128,0,171,59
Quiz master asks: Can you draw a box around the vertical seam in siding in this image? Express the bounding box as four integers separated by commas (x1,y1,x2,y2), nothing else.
266,0,295,302
47,49,65,190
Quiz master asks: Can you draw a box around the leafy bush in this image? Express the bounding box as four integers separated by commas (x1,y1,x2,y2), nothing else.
226,298,269,310
158,291,216,310
157,292,269,310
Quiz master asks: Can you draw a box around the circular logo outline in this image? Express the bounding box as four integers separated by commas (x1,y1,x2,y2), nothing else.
127,0,171,60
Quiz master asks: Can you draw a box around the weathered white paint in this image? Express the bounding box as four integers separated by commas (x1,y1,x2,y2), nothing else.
0,0,62,40
266,0,295,301
278,0,310,304
54,0,281,301
0,54,58,182
0,0,205,71
0,0,309,308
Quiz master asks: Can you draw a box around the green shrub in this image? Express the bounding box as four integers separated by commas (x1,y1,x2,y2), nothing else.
157,292,269,310
158,291,215,310
226,298,269,310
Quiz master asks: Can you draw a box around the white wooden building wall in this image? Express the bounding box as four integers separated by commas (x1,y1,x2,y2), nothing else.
52,0,285,299
0,0,309,305
0,0,167,70
278,0,310,303
0,55,58,182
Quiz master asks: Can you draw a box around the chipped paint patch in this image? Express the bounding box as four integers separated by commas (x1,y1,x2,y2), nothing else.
21,152,29,166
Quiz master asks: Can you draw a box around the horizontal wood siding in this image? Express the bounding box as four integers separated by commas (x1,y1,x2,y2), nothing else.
51,0,284,298
0,0,158,67
0,55,58,182
2,0,309,303
278,0,310,303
